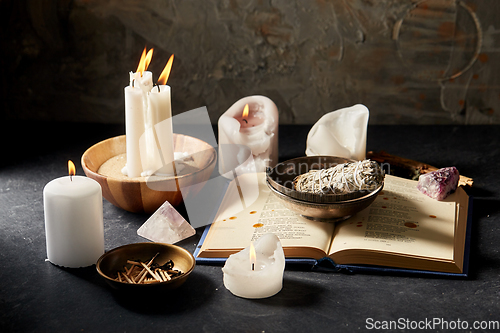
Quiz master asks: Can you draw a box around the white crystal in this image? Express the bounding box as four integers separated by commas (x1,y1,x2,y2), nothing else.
306,104,369,161
137,200,195,244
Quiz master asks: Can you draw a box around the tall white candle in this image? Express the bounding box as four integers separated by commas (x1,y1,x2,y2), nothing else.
222,233,285,299
148,84,175,176
219,96,279,173
124,71,154,177
124,87,145,177
43,170,104,268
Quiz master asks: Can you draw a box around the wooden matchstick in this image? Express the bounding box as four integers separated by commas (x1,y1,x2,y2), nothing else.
113,253,182,284
141,262,161,282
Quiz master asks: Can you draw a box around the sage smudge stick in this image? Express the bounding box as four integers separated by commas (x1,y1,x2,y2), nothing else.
293,160,383,195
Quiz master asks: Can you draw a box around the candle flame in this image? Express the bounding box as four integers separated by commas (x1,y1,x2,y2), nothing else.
158,54,174,86
249,242,256,270
242,104,249,118
136,47,154,75
68,160,76,177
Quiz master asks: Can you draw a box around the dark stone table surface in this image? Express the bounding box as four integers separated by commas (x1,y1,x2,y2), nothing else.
1,122,499,332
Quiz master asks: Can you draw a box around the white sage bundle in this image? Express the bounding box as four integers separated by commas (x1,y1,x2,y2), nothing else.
293,160,383,195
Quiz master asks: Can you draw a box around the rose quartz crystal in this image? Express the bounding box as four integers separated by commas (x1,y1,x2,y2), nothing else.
417,167,460,201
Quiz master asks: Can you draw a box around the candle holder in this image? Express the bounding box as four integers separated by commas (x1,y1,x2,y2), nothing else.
81,134,216,214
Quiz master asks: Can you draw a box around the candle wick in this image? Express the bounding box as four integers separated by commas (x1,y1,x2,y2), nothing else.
132,79,135,88
252,263,255,271
70,174,73,182
243,118,248,124
157,84,160,92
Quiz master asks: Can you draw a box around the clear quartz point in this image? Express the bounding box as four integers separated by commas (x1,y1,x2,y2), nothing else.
137,200,195,244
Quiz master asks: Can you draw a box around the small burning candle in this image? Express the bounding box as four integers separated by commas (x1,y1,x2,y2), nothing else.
43,161,104,268
222,233,285,299
218,96,279,173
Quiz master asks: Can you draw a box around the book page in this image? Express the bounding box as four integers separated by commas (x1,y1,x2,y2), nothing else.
198,173,334,257
329,175,456,262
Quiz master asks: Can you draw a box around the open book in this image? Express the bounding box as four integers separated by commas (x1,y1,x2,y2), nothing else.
195,173,471,276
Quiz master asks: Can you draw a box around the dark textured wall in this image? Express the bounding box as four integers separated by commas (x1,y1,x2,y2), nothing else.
1,0,499,124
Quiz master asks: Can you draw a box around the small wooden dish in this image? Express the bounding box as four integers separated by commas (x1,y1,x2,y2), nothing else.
81,134,216,213
96,242,195,293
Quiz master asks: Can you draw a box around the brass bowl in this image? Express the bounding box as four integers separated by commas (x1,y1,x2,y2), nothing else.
266,156,384,222
81,134,216,213
96,242,195,293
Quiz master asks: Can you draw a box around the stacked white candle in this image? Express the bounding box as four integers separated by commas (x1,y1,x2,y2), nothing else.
222,233,285,299
218,96,279,174
43,161,104,268
123,48,176,178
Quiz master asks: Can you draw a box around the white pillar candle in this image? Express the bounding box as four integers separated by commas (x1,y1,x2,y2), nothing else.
218,96,279,173
222,233,285,299
43,170,104,268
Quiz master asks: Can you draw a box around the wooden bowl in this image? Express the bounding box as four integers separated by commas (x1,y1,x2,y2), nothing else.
81,134,216,213
96,242,195,293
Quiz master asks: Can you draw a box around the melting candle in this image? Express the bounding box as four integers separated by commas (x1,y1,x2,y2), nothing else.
235,104,265,130
218,96,279,173
222,233,285,299
306,104,369,160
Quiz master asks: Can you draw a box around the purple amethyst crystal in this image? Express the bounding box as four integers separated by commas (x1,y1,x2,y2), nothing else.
417,167,460,201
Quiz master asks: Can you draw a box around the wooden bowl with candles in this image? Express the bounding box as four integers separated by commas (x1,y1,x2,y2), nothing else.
81,134,216,214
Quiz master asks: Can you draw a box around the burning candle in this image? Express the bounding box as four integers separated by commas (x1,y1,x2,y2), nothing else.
124,48,154,178
146,54,175,176
218,96,279,173
43,161,104,268
123,48,176,177
222,233,285,299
